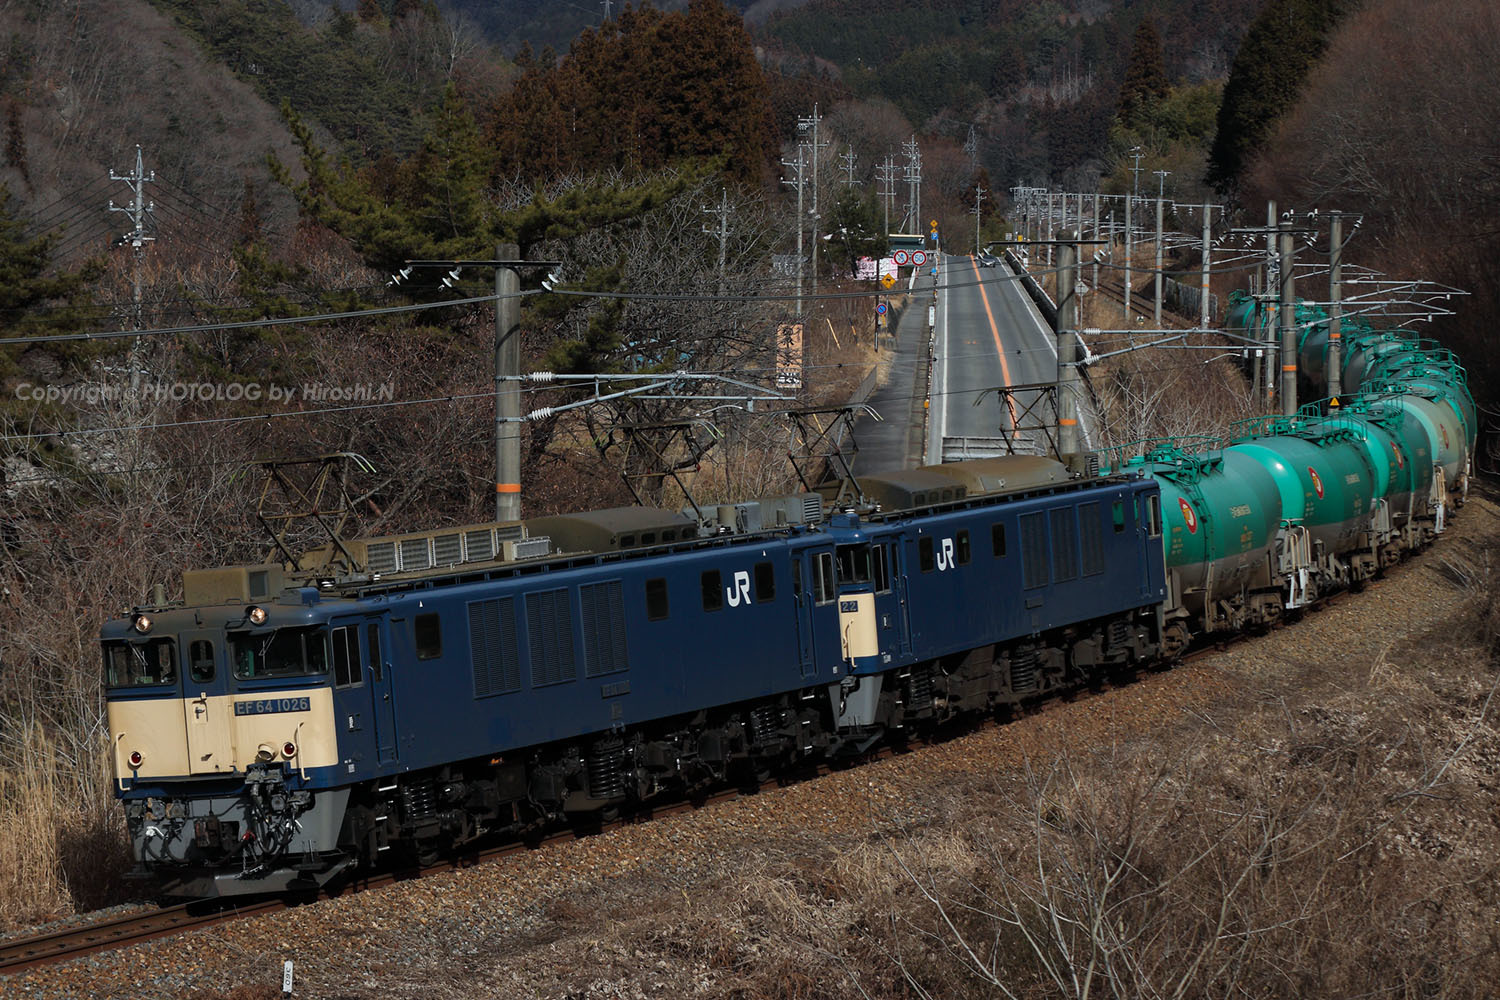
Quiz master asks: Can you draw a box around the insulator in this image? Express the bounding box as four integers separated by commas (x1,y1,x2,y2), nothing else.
526,407,555,420
528,371,556,383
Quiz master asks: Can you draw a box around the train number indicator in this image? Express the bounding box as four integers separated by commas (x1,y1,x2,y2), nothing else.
234,697,312,716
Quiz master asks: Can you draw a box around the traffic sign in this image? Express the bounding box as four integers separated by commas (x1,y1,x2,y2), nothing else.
892,249,910,266
875,302,887,315
912,250,927,266
881,272,896,289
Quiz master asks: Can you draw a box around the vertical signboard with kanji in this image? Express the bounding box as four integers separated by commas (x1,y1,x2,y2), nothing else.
776,323,804,389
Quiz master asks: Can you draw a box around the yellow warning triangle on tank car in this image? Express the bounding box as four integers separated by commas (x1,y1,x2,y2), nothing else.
1329,397,1340,408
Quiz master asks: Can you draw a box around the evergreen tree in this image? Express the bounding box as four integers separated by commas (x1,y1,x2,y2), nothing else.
1207,0,1355,193
486,2,773,183
0,184,105,425
1118,19,1170,129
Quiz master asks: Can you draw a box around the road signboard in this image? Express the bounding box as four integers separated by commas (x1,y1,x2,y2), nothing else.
880,272,896,290
912,250,927,266
893,249,910,266
875,302,888,315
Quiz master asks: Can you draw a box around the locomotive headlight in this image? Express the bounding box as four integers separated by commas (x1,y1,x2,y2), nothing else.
247,605,268,626
127,750,144,768
282,741,298,759
132,614,153,634
256,744,275,763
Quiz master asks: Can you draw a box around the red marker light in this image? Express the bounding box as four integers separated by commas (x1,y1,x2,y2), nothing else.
128,750,143,768
283,742,297,759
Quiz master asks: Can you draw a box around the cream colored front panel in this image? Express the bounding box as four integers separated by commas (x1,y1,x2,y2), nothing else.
109,698,191,781
184,691,236,773
228,689,338,770
838,592,880,660
110,689,338,781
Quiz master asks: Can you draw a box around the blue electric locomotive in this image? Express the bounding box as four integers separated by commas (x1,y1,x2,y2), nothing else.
102,457,1166,897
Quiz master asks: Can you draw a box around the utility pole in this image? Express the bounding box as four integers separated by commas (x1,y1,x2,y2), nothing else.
839,144,856,187
876,153,896,235
902,135,922,232
109,144,156,338
1264,200,1278,409
701,188,731,298
1199,203,1213,329
1152,170,1169,324
1123,190,1133,320
972,184,985,255
780,148,808,318
1057,234,1081,459
1092,192,1101,289
798,105,829,303
1328,211,1355,404
1278,219,1298,417
495,243,522,522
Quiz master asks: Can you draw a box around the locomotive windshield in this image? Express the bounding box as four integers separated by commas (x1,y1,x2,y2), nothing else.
103,639,178,688
231,626,329,679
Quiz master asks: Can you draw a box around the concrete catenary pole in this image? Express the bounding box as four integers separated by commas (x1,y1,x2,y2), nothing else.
1153,170,1169,325
1328,213,1345,403
1092,192,1101,291
1263,200,1278,410
1278,220,1298,417
1057,235,1081,459
495,243,522,522
1200,203,1212,329
1123,193,1133,319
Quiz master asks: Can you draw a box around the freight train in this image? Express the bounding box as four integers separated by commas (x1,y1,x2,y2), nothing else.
101,297,1473,898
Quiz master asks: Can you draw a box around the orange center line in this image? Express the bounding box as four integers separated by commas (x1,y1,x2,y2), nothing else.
969,256,1021,436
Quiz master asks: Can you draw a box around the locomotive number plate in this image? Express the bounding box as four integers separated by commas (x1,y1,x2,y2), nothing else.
234,697,312,716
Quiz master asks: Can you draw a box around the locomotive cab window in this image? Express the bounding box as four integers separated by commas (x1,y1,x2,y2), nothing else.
754,562,776,602
1113,499,1126,533
366,624,383,682
646,577,670,621
231,627,329,679
332,626,361,687
1146,495,1163,538
811,551,836,604
991,523,1007,557
189,640,215,684
701,570,724,612
103,639,178,688
414,613,443,660
956,530,971,565
836,545,872,585
872,544,892,593
919,537,935,572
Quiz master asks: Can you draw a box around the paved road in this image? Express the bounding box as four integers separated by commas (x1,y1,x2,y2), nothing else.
926,253,1066,461
852,252,1071,474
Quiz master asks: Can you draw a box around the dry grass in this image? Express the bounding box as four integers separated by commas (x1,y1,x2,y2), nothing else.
511,529,1500,999
0,725,132,930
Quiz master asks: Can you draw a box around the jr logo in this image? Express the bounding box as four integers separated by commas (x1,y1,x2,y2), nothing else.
935,536,956,571
726,570,752,607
